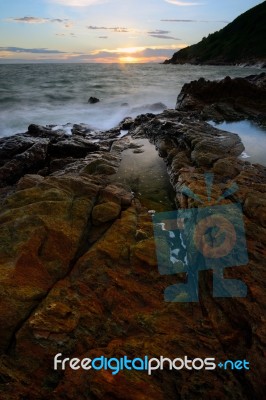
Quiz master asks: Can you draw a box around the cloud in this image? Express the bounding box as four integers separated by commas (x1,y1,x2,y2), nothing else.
148,29,170,34
161,19,229,23
0,47,65,54
149,34,180,40
49,0,107,6
165,0,203,6
60,46,186,62
0,44,188,63
10,17,48,23
161,19,197,22
8,16,72,28
87,25,108,29
87,25,128,32
113,27,128,32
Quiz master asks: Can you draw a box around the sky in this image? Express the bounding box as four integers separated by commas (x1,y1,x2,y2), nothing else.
0,0,263,63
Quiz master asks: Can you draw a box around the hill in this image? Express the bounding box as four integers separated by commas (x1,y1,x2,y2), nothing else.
164,1,266,66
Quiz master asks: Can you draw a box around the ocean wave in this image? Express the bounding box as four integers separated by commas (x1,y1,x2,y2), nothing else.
0,63,263,137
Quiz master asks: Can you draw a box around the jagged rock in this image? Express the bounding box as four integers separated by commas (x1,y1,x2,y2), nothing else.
176,74,266,122
119,117,134,130
71,123,92,136
0,134,35,164
50,137,100,158
88,96,100,104
28,124,53,136
0,138,49,187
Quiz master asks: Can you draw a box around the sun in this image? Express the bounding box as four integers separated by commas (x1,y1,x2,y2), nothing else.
119,56,139,63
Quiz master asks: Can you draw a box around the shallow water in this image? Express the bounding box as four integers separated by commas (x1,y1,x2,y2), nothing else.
112,137,175,211
210,120,266,166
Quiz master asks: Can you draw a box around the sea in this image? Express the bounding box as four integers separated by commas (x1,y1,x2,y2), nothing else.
0,63,263,138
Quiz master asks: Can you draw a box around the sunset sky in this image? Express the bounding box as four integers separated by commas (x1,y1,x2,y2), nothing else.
0,0,263,63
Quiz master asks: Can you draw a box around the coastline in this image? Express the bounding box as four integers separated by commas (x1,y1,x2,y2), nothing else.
163,60,266,68
0,73,265,399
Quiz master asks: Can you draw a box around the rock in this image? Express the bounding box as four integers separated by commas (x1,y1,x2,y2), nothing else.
244,192,266,227
28,124,53,136
149,102,167,111
132,238,157,266
17,174,44,190
212,157,244,178
0,173,99,352
88,96,100,104
133,113,155,126
176,74,266,123
0,139,49,187
81,156,119,176
0,74,265,400
50,137,100,158
119,117,134,130
0,134,35,164
71,123,92,136
49,157,79,173
92,201,121,225
98,184,133,206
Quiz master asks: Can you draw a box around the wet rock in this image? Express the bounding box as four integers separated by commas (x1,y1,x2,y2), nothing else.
0,139,49,187
119,117,134,130
176,74,266,122
50,137,100,158
88,96,100,104
0,134,35,164
28,124,53,136
133,113,155,126
71,123,92,136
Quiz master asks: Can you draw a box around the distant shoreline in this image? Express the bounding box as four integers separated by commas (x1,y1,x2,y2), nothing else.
162,60,266,68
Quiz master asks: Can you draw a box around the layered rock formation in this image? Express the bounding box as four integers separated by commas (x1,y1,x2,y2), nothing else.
0,74,265,399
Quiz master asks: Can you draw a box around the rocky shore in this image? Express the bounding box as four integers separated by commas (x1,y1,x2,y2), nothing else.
0,74,265,399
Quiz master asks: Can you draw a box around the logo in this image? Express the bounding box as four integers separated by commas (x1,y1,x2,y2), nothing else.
152,173,248,302
53,354,250,375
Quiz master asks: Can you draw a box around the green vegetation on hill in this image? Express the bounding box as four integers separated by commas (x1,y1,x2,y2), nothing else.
164,1,266,65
